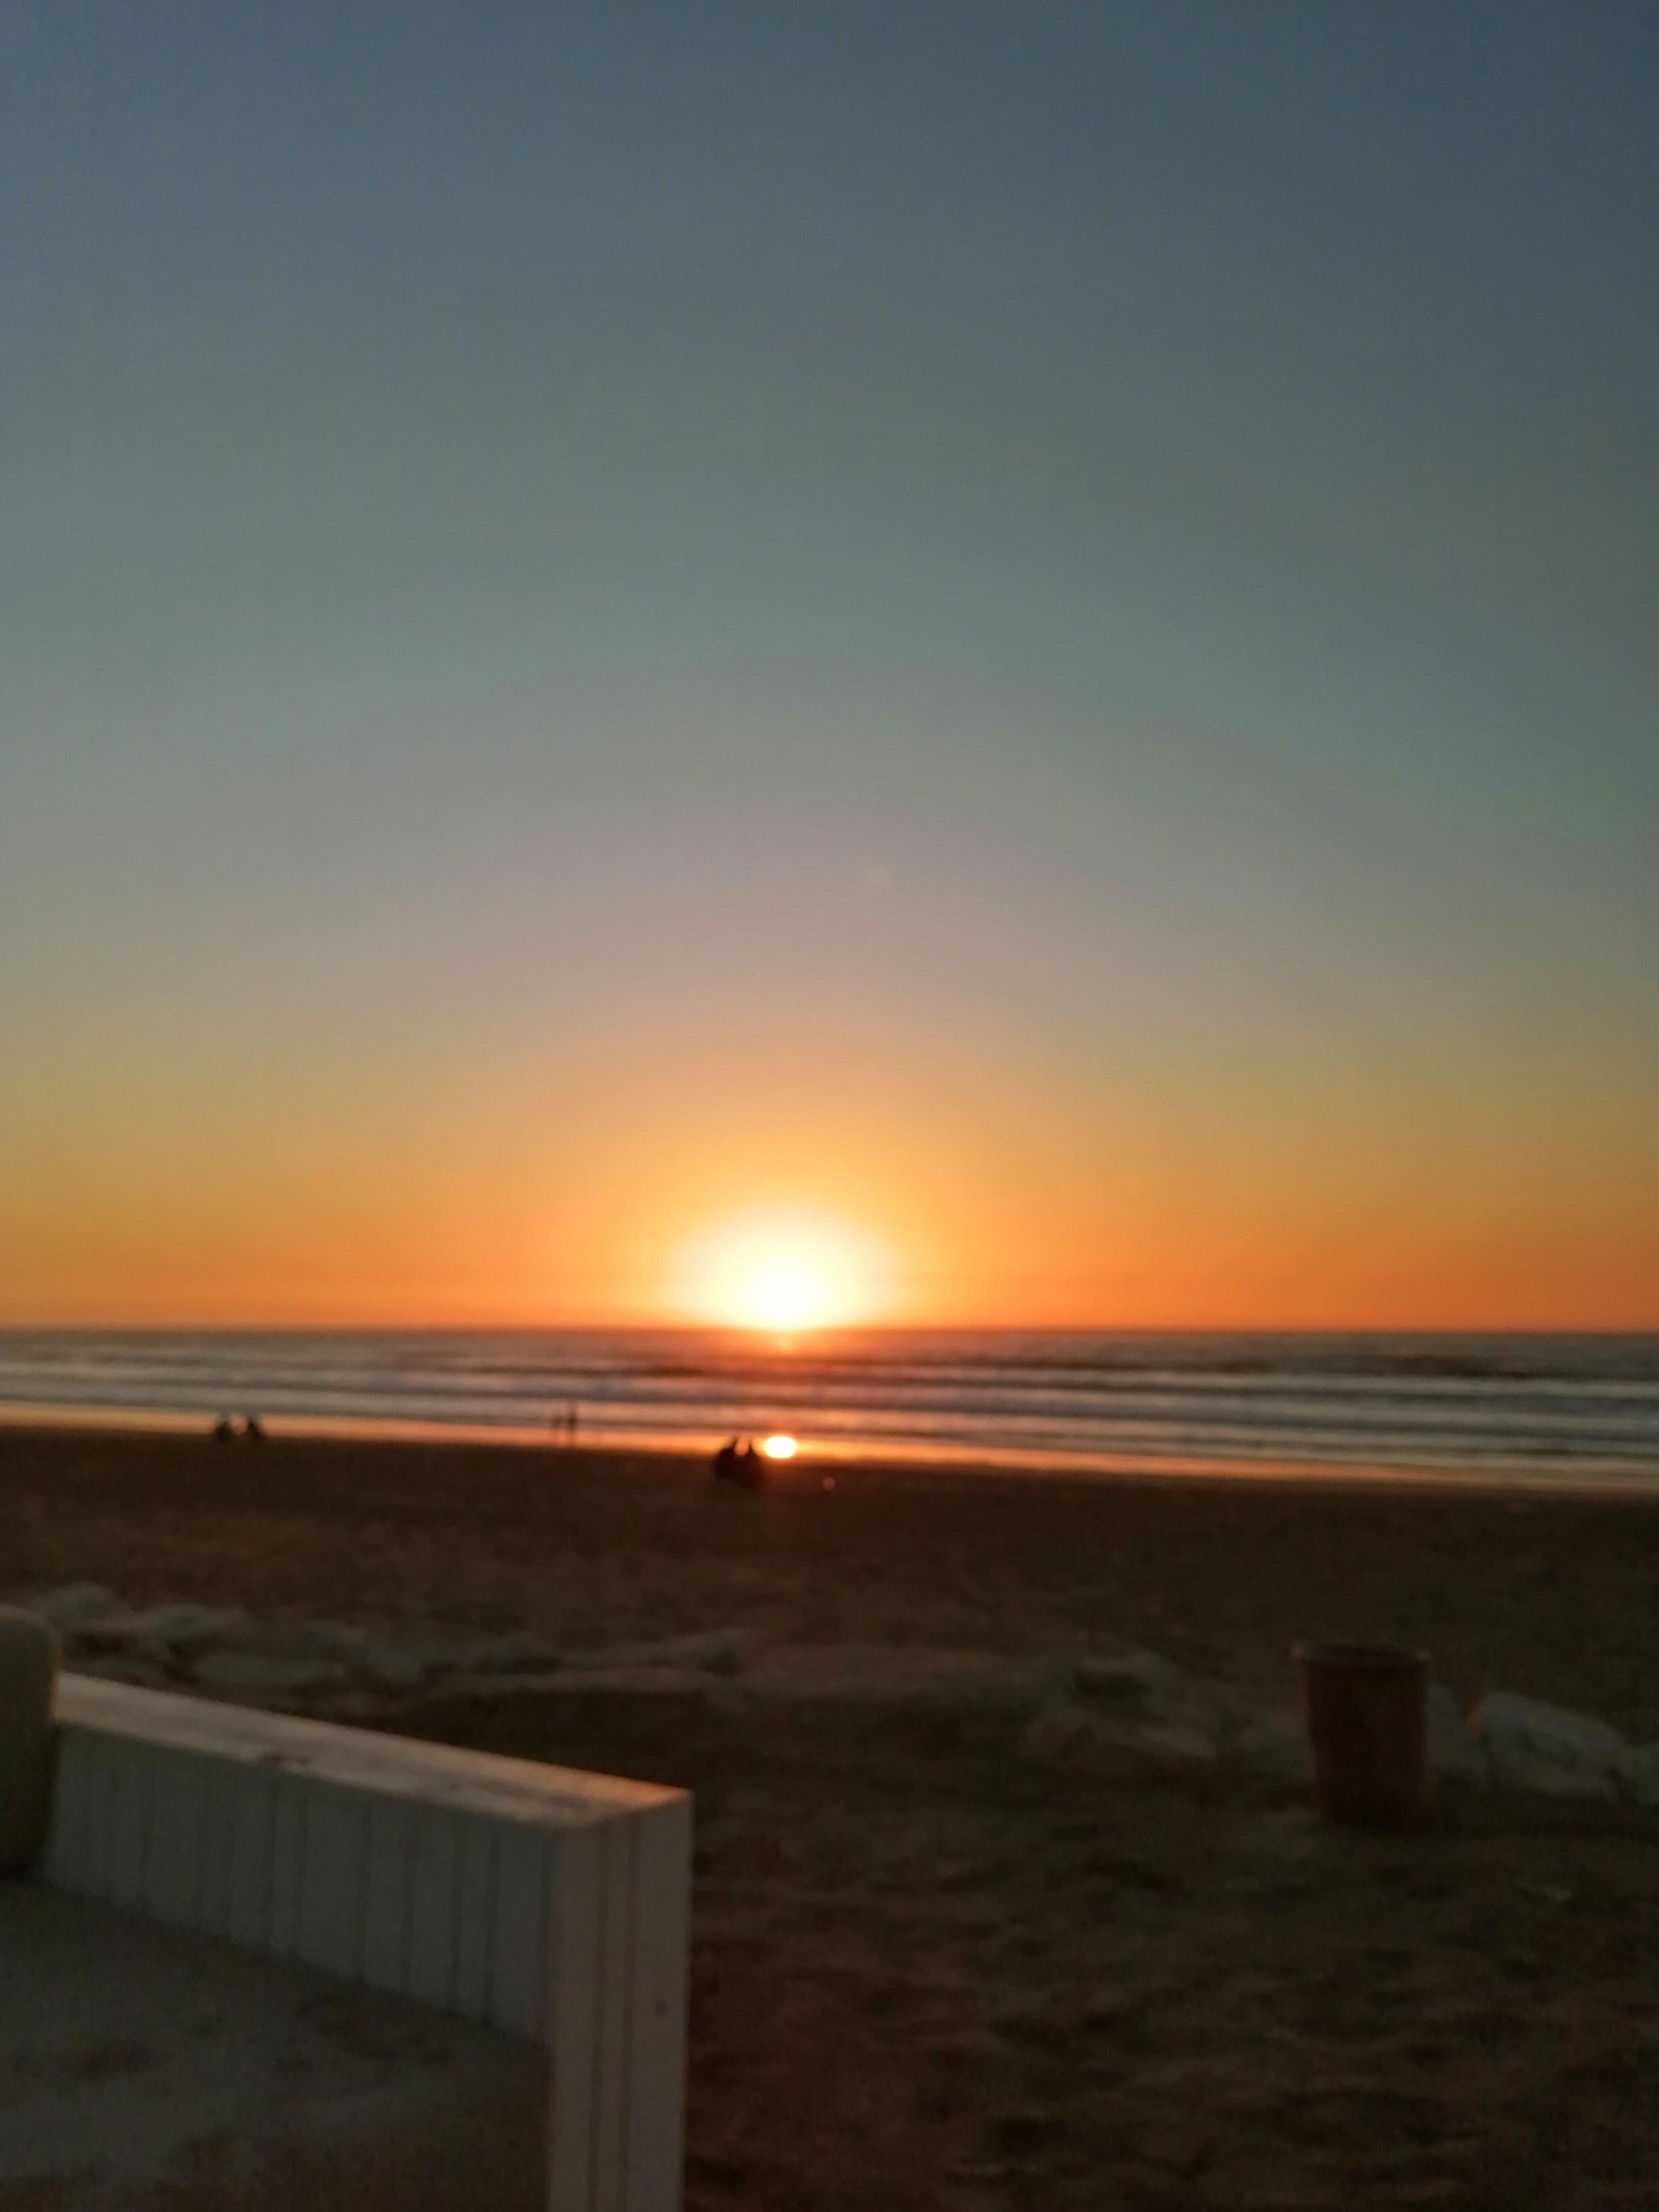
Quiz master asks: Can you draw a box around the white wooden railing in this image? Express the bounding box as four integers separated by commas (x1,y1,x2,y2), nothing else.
39,1673,691,2212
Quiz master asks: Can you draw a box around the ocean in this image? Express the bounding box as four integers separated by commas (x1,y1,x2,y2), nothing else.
1,1328,1656,1488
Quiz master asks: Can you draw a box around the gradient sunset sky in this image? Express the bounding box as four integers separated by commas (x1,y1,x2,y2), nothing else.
3,2,1655,1330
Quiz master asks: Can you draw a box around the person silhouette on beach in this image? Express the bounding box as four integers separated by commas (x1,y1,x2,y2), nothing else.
711,1436,765,1489
241,1415,266,1443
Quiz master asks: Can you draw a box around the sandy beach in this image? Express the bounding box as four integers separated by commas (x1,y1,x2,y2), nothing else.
5,1423,1659,2209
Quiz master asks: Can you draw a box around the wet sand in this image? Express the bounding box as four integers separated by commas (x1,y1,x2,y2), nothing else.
5,1424,1659,2209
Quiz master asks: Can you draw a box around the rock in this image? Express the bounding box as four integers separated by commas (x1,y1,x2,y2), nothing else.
1019,1706,1096,1764
495,1666,706,1700
447,1632,565,1675
356,1641,428,1694
24,1584,119,1633
1473,1692,1629,1795
562,1629,751,1677
1490,1755,1618,1803
1019,1702,1218,1776
1233,1804,1323,1872
390,1630,562,1677
1071,1650,1248,1759
1426,1682,1486,1784
73,1610,168,1655
1619,1744,1659,1809
1074,1650,1186,1706
113,1603,252,1658
1227,1713,1315,1786
218,1618,370,1662
737,1645,1040,1715
408,1667,712,1716
73,1604,251,1668
1136,1722,1219,1767
190,1652,348,1699
1029,1650,1089,1703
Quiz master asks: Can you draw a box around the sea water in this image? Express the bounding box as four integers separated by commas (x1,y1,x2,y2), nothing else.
1,1329,1656,1486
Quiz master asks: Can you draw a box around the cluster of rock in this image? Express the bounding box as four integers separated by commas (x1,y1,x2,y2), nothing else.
20,1583,758,1709
1020,1650,1659,1809
18,1584,1659,1812
1471,1691,1659,1807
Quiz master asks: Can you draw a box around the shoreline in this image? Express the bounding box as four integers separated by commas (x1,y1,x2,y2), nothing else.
2,1397,1654,1502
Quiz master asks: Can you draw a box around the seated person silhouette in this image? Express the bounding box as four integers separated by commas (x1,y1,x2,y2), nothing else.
710,1436,765,1488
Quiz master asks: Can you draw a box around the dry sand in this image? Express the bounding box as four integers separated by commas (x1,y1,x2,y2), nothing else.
0,1886,544,2211
5,1424,1659,2210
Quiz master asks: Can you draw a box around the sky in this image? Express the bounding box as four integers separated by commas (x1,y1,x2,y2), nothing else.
1,0,1656,1330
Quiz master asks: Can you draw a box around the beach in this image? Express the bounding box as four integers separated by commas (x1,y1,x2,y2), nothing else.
6,1423,1659,2209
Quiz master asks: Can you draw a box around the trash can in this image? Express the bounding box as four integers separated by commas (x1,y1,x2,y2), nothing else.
1296,1643,1429,1830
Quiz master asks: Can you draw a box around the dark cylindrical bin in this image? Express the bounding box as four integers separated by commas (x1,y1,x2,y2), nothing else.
1296,1643,1428,1830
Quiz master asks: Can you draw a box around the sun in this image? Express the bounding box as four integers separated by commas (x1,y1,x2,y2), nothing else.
675,1213,891,1334
733,1252,834,1332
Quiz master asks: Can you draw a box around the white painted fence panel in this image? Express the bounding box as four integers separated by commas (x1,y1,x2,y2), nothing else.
39,1673,690,2212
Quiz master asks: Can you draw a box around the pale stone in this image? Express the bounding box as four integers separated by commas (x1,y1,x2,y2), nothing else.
396,1666,713,1721
1228,1713,1315,1786
1136,1722,1220,1766
220,1617,370,1661
0,1604,59,1873
1146,1686,1240,1748
1426,1682,1486,1784
1618,1744,1659,1809
1021,1702,1219,1774
358,1641,428,1693
1018,1706,1095,1763
115,1603,253,1658
449,1632,564,1675
738,1645,1041,1713
394,1630,561,1677
1491,1754,1618,1803
25,1583,118,1634
562,1629,751,1677
190,1651,349,1698
1029,1650,1088,1703
70,1608,151,1652
1074,1650,1186,1705
465,1666,708,1701
1473,1692,1629,1792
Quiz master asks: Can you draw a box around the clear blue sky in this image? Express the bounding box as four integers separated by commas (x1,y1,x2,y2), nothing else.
2,1,1655,1325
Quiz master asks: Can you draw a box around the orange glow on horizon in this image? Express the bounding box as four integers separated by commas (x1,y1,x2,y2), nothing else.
672,1213,895,1332
2,1014,1655,1331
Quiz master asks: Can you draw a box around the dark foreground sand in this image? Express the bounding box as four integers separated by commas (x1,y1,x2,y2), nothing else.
5,1424,1659,2210
0,1885,544,2212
